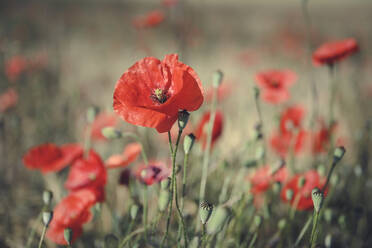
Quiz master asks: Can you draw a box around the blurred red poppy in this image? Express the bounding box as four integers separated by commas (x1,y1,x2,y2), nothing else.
279,105,305,134
65,150,107,193
46,188,99,245
135,161,171,185
255,70,297,104
195,111,224,150
312,38,359,66
205,81,233,103
0,88,18,112
280,170,327,211
132,10,165,29
249,165,289,194
270,129,308,157
23,143,83,174
311,120,335,154
4,56,28,82
162,0,178,7
89,112,118,141
113,54,204,133
106,142,142,169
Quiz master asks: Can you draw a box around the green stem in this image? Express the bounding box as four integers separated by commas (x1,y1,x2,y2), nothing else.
26,212,42,248
254,88,266,164
161,130,183,247
322,161,336,193
328,64,336,128
294,215,313,247
174,170,188,247
309,211,320,248
37,225,47,248
84,125,92,157
177,153,189,243
119,227,147,248
248,232,258,248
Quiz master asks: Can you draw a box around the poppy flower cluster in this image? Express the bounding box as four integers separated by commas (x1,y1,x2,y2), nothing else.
280,170,327,210
195,111,224,150
255,69,297,104
113,54,204,133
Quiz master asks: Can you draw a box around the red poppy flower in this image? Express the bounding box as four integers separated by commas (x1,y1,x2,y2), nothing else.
279,105,305,134
249,165,289,194
255,70,297,104
0,88,18,112
135,161,171,185
113,54,204,133
106,142,142,169
89,112,118,141
46,188,99,245
205,81,233,103
195,111,224,150
311,120,335,154
312,38,359,66
4,56,28,82
23,143,83,174
65,150,107,192
270,129,308,157
132,10,165,29
280,170,327,211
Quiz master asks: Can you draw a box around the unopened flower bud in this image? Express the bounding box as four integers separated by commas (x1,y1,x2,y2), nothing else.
160,177,171,190
298,176,306,188
42,190,53,206
317,164,326,177
178,110,190,131
42,211,53,227
213,70,223,88
333,146,346,163
311,188,324,213
130,204,140,220
285,189,294,201
199,201,213,225
183,133,195,155
278,219,286,230
104,234,119,248
86,106,99,123
207,206,229,234
64,228,73,245
101,127,122,139
158,190,171,212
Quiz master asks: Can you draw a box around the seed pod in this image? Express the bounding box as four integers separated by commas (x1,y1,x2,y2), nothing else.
199,201,213,225
183,134,196,155
158,190,171,212
104,234,119,248
160,177,171,190
333,146,346,163
130,204,140,220
178,110,190,131
64,228,73,245
311,188,324,213
42,211,53,227
101,127,122,139
42,190,53,206
207,206,229,234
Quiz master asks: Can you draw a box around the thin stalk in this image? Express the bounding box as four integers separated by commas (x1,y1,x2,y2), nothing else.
294,215,313,247
254,88,266,164
161,130,183,247
37,225,47,248
119,227,147,248
198,84,218,230
309,211,320,248
248,232,258,248
174,170,188,247
26,212,43,248
84,125,92,157
322,161,337,193
177,153,190,244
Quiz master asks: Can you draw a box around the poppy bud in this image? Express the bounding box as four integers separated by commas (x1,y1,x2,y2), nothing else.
333,146,346,163
311,188,324,213
104,234,119,248
317,164,326,177
207,206,229,234
212,70,223,88
199,201,213,225
101,127,122,139
285,189,294,201
42,211,53,227
160,177,171,190
178,110,190,131
278,219,286,230
42,190,53,206
272,182,281,194
183,133,196,155
297,176,306,188
158,190,171,212
64,228,73,245
86,106,99,123
130,204,140,220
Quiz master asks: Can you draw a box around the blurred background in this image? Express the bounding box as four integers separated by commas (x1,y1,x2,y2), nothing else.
1,0,372,247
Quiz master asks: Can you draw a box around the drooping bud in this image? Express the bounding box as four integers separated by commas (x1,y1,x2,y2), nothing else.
212,70,224,88
42,190,53,206
311,188,324,213
178,110,190,131
42,211,53,227
86,106,99,123
101,127,122,139
333,146,346,163
104,234,119,248
207,206,229,234
199,201,213,225
183,133,196,155
160,177,171,190
130,204,140,220
64,228,73,245
158,190,171,212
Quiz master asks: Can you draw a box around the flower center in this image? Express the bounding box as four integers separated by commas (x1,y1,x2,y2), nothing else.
150,88,168,104
270,80,280,88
